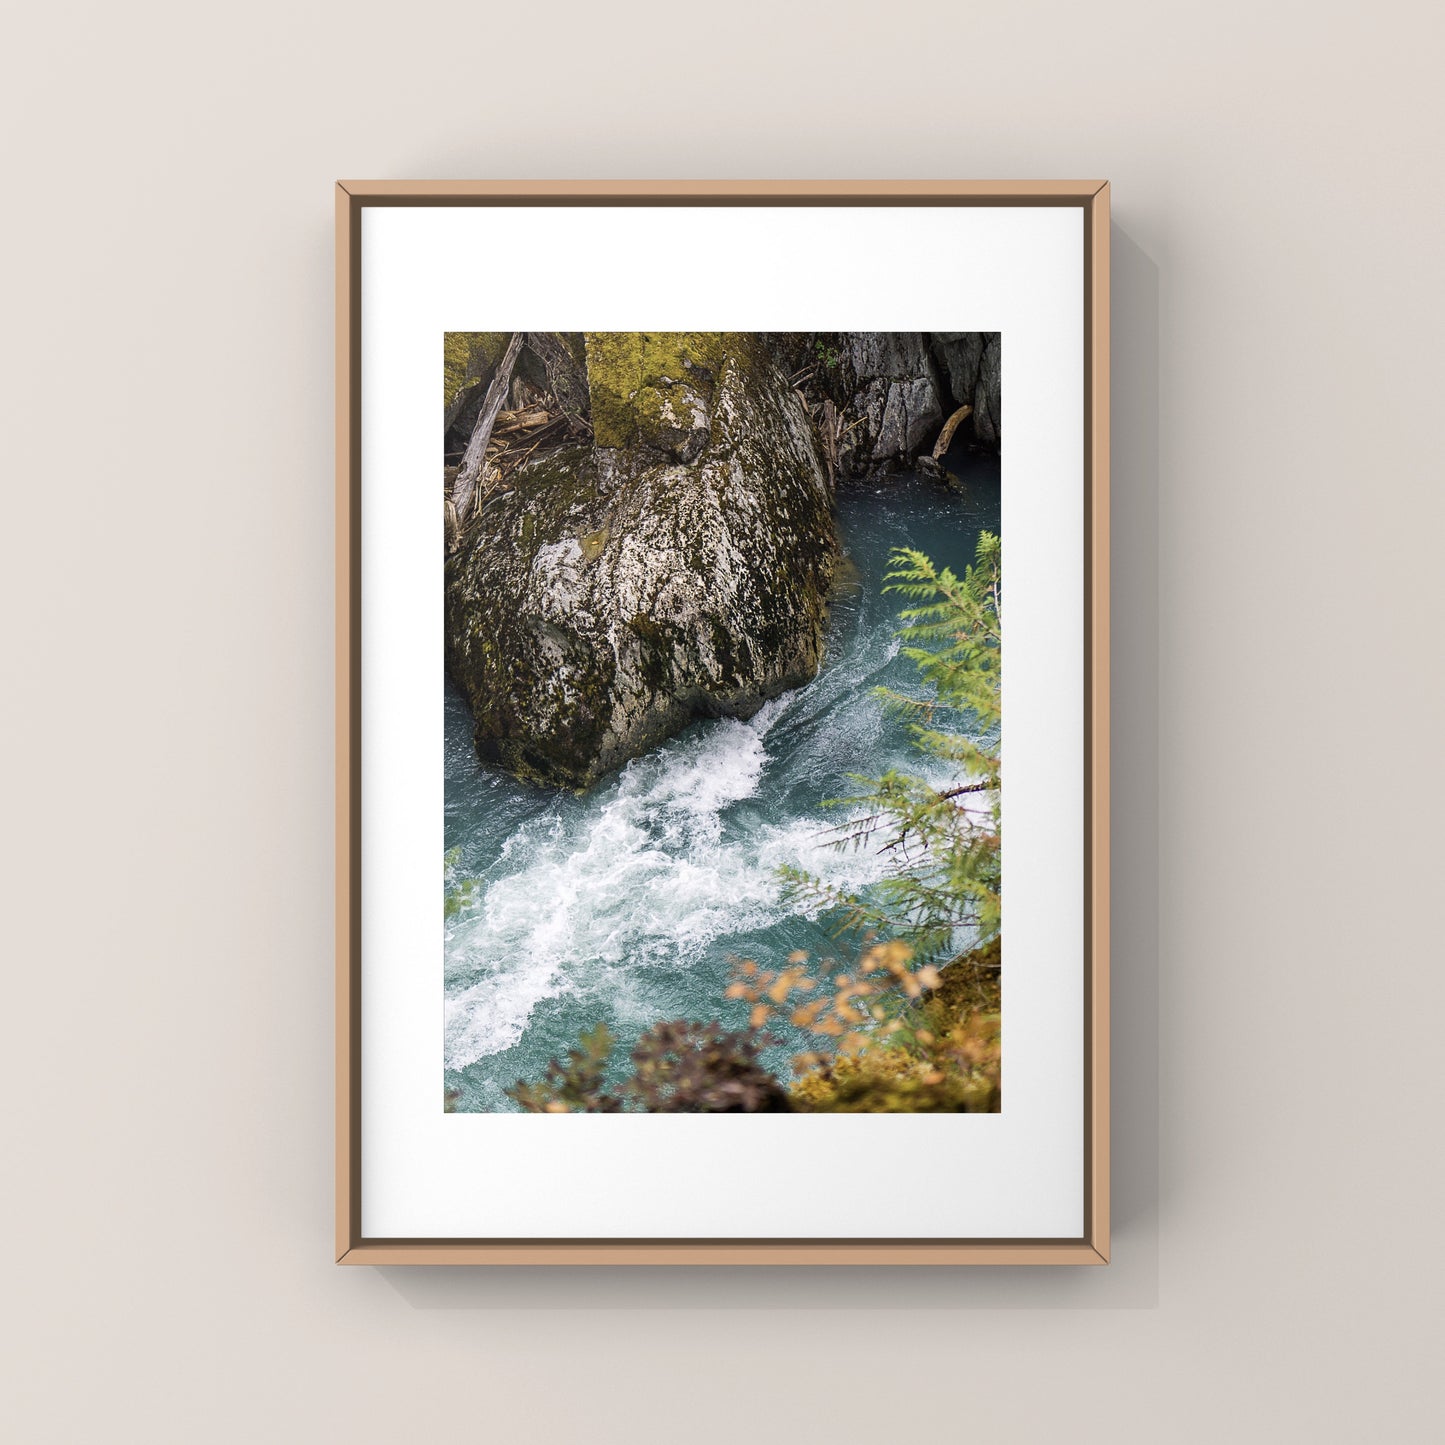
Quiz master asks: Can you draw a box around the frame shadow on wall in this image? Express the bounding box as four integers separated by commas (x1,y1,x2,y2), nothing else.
374,223,1160,1311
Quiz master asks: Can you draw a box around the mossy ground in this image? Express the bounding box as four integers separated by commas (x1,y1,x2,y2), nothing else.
930,934,1002,1018
787,938,1003,1113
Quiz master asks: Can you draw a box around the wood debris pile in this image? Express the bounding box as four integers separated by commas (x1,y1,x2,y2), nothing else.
445,333,592,551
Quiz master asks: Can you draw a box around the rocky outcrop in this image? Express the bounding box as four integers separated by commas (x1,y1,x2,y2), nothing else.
842,332,946,468
444,329,1001,790
770,332,998,477
445,333,837,790
930,332,1001,448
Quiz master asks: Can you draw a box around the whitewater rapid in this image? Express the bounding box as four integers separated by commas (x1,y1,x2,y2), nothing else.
444,649,900,1072
442,472,1001,1111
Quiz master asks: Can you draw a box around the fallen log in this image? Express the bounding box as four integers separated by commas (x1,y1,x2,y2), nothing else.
495,406,551,433
452,332,525,520
932,403,974,460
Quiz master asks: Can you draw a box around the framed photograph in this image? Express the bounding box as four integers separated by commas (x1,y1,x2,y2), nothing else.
337,180,1109,1264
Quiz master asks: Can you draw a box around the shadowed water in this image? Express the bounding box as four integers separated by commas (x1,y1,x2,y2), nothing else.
444,461,1000,1110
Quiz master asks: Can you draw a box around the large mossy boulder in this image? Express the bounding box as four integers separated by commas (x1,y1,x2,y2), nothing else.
445,332,837,789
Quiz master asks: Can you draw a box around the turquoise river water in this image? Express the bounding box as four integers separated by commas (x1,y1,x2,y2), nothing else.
443,461,1000,1110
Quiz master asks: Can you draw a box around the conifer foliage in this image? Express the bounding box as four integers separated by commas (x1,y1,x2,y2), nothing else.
782,531,1002,961
503,531,1004,1114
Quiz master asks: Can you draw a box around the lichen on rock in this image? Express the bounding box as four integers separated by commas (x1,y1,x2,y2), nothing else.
445,333,837,789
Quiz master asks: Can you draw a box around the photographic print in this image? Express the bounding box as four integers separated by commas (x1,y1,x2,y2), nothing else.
441,332,1003,1115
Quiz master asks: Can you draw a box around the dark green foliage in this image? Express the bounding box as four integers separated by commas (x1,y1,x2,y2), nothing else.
812,339,842,372
880,534,1000,769
782,532,1002,958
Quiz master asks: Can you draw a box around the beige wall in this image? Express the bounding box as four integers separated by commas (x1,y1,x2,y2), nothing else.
3,1,1441,1439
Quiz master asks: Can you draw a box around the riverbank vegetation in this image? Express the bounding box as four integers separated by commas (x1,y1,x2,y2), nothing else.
505,530,1002,1114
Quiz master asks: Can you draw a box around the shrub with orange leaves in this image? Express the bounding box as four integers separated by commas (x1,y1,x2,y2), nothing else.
507,942,999,1114
788,1008,1000,1113
727,940,940,1051
729,941,999,1113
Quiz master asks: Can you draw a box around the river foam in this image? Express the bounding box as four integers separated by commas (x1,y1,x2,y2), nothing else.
443,690,891,1071
443,472,1002,1107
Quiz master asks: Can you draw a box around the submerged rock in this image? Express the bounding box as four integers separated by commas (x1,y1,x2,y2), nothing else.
445,333,837,789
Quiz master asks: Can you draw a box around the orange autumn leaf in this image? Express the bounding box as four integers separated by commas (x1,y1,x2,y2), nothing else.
768,975,795,1004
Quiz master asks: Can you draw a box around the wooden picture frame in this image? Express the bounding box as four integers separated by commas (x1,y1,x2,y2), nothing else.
336,180,1110,1265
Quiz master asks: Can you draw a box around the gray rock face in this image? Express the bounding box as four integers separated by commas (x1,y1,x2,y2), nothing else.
773,332,1000,469
931,332,1001,447
845,332,946,469
445,334,837,790
873,376,942,460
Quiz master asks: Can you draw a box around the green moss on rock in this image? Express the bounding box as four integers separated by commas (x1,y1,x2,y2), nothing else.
583,332,738,448
443,331,511,410
445,337,837,790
